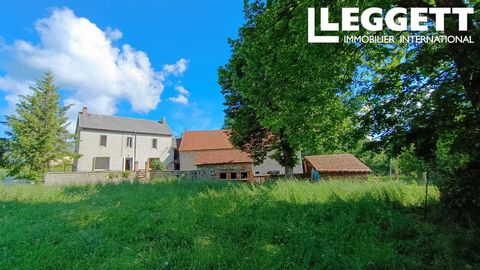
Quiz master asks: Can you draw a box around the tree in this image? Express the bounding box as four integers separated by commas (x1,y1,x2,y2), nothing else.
219,0,364,177
5,71,71,179
0,138,9,168
357,0,479,221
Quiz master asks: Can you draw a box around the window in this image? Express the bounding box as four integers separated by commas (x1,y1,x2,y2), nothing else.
93,157,110,170
267,170,280,176
230,172,237,179
100,135,107,147
126,137,133,148
152,138,158,149
219,173,227,179
241,172,248,179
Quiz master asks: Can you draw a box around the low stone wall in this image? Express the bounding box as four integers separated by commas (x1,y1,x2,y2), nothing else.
149,170,211,180
44,171,134,186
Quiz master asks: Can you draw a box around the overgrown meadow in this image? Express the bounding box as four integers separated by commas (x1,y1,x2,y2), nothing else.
0,179,478,269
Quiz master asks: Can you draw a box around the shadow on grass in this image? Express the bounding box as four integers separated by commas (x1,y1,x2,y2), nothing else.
0,180,478,269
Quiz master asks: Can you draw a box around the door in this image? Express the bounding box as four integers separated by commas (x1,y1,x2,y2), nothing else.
124,158,133,171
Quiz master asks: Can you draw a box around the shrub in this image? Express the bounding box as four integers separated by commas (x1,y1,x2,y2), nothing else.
151,159,166,171
122,171,131,179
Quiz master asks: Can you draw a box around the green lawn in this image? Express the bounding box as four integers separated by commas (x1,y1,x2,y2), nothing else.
0,179,478,269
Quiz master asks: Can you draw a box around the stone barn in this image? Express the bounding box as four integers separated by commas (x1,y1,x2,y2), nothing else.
304,154,372,180
195,149,254,181
178,130,303,180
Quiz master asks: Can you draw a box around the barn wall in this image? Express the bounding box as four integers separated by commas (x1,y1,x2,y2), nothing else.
197,163,253,181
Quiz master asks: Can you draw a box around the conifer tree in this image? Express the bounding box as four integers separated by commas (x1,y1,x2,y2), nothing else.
5,71,71,179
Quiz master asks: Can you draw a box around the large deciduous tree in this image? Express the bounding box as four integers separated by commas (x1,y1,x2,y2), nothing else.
5,71,71,179
219,0,365,177
358,0,480,221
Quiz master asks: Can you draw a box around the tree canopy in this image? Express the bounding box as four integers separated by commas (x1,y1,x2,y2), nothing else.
219,0,367,177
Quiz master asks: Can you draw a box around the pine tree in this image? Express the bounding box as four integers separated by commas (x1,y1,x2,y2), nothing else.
5,71,71,179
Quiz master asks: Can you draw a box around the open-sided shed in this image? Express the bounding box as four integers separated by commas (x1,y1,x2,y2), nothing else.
304,154,372,180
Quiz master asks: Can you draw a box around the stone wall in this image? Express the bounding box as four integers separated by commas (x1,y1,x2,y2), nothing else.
197,163,253,181
44,171,134,185
150,170,211,180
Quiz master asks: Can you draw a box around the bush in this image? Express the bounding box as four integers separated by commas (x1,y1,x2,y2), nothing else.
122,171,131,179
151,159,166,171
108,172,120,180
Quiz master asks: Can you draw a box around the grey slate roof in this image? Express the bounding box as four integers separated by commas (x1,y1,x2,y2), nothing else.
78,113,172,135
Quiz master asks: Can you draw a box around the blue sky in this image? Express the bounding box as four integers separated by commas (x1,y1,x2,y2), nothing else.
0,1,245,136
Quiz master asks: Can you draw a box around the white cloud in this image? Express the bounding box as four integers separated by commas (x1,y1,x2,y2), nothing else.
105,26,123,41
168,85,190,105
168,94,189,105
163,59,188,76
175,85,190,96
0,76,33,114
0,8,188,131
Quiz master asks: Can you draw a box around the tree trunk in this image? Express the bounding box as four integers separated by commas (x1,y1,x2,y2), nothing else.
283,145,295,179
285,164,294,179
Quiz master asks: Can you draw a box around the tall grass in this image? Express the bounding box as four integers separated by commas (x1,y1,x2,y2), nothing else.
0,179,478,269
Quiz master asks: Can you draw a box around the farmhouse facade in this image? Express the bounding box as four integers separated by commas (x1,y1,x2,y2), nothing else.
178,130,303,180
73,107,175,172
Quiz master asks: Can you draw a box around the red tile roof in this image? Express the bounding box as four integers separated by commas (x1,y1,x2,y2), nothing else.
305,154,372,173
195,149,253,166
179,130,233,151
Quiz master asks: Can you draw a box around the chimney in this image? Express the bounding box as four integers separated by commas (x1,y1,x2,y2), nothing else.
81,107,88,114
160,116,167,125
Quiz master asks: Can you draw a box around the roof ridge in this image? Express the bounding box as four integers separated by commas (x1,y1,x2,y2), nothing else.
81,113,165,124
184,129,229,133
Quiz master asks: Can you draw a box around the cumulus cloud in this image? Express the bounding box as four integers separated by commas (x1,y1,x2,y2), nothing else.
168,85,190,105
167,94,189,105
0,8,188,131
0,76,33,114
163,59,188,76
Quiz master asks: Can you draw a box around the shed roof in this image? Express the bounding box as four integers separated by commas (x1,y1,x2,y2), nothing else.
179,130,233,151
195,149,253,166
78,113,172,135
305,154,372,173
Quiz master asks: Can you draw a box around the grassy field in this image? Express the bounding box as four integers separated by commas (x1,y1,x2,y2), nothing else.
0,179,478,269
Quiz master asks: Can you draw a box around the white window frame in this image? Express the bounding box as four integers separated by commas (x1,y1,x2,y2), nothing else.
152,138,158,149
93,157,110,171
100,135,107,147
126,137,133,148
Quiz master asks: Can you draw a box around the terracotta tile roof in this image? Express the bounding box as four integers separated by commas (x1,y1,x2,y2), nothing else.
179,130,233,151
305,154,372,173
195,149,253,166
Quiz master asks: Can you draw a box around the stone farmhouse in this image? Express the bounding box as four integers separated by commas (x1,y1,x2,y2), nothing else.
73,107,175,172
